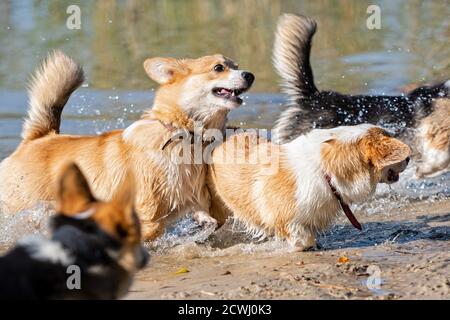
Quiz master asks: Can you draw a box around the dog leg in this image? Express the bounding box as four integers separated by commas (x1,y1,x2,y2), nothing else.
193,210,218,229
206,173,233,226
136,205,166,241
141,221,165,242
192,186,219,229
288,226,317,252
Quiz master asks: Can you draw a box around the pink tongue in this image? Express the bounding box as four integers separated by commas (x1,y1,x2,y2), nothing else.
221,88,230,95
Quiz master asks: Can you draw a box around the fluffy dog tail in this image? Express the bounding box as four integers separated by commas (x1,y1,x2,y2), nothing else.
273,14,318,103
22,50,84,141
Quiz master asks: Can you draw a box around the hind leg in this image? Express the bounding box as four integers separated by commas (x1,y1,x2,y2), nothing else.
136,202,167,241
205,175,233,226
141,221,165,241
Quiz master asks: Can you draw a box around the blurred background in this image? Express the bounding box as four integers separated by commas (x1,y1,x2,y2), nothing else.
0,0,449,155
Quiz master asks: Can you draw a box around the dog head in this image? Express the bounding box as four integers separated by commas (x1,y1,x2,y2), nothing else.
358,126,411,184
53,163,149,277
321,124,411,202
143,54,254,126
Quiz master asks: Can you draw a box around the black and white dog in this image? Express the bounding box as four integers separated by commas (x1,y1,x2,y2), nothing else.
272,14,450,145
0,163,149,299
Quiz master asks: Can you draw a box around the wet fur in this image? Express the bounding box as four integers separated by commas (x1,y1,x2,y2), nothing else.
0,51,253,240
208,125,411,251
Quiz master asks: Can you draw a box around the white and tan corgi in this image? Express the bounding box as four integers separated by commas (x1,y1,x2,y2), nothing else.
208,124,411,251
0,51,254,241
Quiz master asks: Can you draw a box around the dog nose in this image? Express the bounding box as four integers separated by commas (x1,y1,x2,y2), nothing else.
241,72,255,86
405,156,410,165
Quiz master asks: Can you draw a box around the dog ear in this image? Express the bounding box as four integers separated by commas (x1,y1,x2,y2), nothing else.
364,135,411,170
56,163,96,215
143,57,186,84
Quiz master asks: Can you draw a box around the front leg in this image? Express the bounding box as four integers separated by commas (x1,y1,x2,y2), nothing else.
205,170,233,226
288,225,317,252
192,185,219,230
193,210,218,229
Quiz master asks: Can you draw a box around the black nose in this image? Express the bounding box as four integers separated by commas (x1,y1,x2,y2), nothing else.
241,72,255,86
405,156,410,165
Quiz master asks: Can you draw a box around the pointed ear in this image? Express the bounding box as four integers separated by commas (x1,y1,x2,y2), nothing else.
56,163,96,216
112,170,136,214
143,57,185,84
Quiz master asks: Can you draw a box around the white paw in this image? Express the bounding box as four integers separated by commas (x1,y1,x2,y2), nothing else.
193,211,218,229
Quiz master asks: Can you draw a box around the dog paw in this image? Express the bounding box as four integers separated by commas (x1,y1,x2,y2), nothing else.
289,235,318,252
193,211,218,230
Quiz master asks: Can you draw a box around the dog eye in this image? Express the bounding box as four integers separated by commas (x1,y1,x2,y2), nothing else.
213,64,225,72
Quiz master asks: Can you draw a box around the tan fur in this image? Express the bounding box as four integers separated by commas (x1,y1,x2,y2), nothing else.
208,126,411,250
23,51,84,141
0,51,250,241
416,99,450,177
421,99,450,150
209,133,302,240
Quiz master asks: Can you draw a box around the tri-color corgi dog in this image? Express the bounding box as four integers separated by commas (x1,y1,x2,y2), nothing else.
0,51,254,240
271,14,449,178
208,124,411,251
0,163,149,299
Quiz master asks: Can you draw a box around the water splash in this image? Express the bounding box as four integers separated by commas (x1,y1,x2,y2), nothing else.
0,202,54,249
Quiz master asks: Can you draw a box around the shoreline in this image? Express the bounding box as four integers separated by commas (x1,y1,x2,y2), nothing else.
126,198,450,299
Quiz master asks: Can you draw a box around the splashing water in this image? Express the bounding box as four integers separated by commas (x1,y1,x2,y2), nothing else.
0,93,448,253
0,202,54,250
0,158,448,253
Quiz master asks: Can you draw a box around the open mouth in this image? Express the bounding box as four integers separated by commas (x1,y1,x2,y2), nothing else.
212,87,246,104
387,169,400,183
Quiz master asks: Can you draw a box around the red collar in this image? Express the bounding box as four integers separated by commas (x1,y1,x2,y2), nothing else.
324,174,362,230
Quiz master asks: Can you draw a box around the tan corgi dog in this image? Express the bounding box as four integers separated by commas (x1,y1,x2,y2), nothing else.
0,51,254,240
208,124,411,251
0,163,149,299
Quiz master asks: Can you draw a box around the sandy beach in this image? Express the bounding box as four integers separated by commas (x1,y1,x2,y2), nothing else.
127,198,450,300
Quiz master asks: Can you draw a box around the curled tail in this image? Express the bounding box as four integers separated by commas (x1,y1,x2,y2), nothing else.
22,50,84,141
272,14,318,103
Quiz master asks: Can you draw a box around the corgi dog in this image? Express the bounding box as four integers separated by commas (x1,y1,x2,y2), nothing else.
0,51,254,240
271,14,450,161
208,124,411,251
0,163,149,299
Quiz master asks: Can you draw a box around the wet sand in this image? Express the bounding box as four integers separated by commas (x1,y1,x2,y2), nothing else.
126,199,450,300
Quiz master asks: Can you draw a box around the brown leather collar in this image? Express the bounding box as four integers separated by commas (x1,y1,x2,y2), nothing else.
325,174,362,230
159,120,216,151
